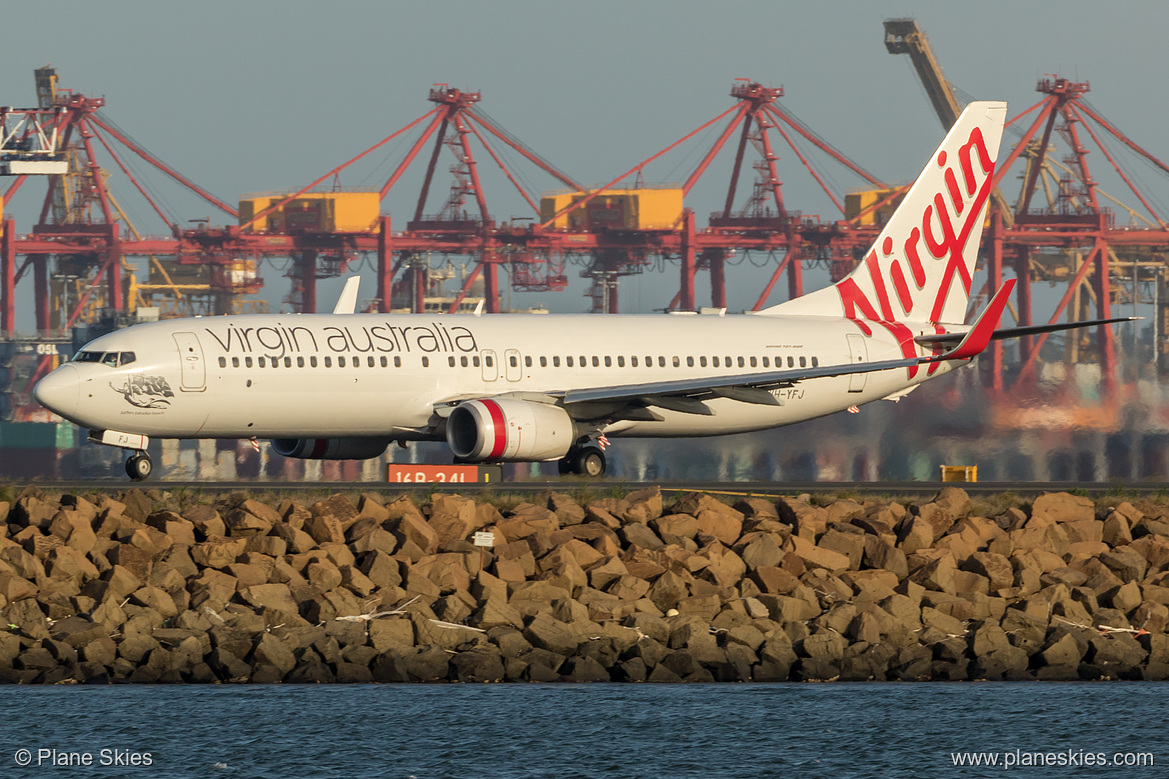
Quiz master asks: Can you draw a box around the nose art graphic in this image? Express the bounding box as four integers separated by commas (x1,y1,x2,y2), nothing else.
32,364,81,418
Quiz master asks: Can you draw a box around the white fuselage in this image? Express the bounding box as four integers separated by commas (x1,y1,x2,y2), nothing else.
41,310,962,442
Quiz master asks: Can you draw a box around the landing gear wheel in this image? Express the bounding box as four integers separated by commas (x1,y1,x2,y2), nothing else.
576,447,606,478
125,451,153,481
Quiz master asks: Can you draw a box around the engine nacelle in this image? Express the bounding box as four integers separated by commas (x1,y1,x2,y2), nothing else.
270,437,390,460
446,398,574,462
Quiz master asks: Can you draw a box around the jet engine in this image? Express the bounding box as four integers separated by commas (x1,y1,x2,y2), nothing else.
446,398,574,462
270,437,391,460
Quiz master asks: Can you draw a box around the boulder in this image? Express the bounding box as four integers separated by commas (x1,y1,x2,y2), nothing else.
451,647,506,682
789,537,850,576
1031,492,1095,524
190,537,247,570
403,645,451,681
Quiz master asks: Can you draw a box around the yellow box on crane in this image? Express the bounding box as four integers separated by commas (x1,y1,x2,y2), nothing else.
845,187,904,227
540,187,684,230
239,190,380,233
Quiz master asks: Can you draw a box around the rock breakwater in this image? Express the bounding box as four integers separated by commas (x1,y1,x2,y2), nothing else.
2,485,1168,683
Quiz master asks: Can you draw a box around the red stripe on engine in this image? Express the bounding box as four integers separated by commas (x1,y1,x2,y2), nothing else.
482,399,507,459
310,439,329,458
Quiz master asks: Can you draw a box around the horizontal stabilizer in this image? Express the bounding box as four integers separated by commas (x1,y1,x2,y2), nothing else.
916,315,1141,348
936,280,1015,360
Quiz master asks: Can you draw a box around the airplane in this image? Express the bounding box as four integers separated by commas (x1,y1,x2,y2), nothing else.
32,100,1132,481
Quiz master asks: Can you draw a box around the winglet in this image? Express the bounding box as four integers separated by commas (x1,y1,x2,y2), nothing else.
940,279,1016,360
332,276,361,315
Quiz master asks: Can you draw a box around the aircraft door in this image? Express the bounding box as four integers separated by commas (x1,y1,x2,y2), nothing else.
173,332,206,392
504,349,522,382
846,334,867,393
481,350,499,382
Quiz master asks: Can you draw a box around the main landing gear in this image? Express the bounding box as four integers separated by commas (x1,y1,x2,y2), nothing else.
558,444,606,478
125,450,153,481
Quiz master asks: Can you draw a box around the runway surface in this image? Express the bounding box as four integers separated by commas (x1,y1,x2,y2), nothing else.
8,480,1169,497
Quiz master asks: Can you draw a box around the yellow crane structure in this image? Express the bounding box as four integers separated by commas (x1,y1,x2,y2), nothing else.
882,19,1014,226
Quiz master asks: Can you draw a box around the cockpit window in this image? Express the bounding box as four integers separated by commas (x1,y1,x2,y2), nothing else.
74,351,135,366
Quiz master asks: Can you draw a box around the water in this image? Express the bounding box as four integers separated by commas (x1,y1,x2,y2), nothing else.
0,682,1164,778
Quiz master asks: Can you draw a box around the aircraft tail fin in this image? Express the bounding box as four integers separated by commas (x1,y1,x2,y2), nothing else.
332,276,361,315
758,101,1007,324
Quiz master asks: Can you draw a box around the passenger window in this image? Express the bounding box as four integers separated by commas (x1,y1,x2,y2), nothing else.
725,356,731,366
659,357,666,367
750,356,757,368
788,356,795,368
712,356,719,367
472,356,479,367
245,357,253,368
567,356,574,367
603,356,610,367
231,357,240,368
339,356,346,367
422,357,429,368
525,356,532,368
258,356,267,367
762,357,770,368
448,356,456,367
368,356,375,367
461,356,469,367
297,357,305,368
812,356,819,368
630,356,637,367
687,357,694,367
539,356,547,367
589,356,596,367
379,356,386,367
799,356,807,367
553,356,561,367
485,355,493,367
394,357,401,368
312,357,319,367
219,357,227,368
510,355,518,368
324,357,331,367
738,356,745,368
673,357,680,367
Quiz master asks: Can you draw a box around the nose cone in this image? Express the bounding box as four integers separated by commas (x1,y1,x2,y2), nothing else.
33,364,80,420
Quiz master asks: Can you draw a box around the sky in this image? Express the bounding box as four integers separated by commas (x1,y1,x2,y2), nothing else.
2,0,1168,317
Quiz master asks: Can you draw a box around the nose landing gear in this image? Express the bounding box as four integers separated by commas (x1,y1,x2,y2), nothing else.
125,450,153,481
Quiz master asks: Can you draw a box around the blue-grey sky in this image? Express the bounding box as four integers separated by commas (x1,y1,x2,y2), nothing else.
3,1,1167,315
